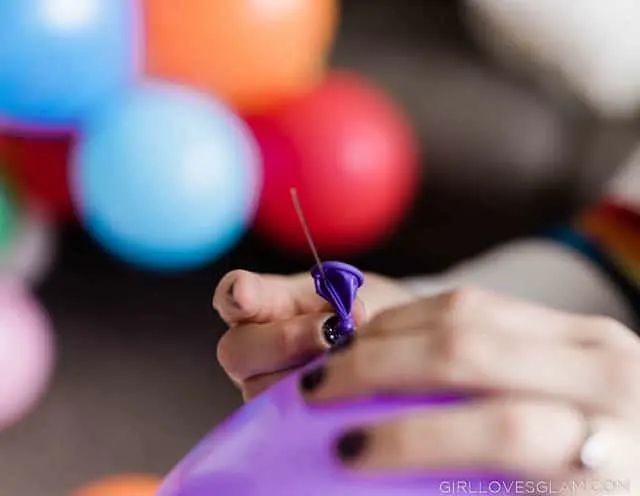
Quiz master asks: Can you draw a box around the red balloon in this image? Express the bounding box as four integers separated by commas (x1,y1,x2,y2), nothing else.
0,133,75,222
248,71,420,255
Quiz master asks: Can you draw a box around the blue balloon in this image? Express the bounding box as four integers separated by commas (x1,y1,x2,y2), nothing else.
72,82,261,271
0,0,138,128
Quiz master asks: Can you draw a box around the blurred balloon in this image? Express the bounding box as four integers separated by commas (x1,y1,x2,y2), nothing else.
71,474,161,496
0,172,17,248
0,133,75,221
249,71,419,256
72,82,261,271
465,0,640,119
0,204,57,286
332,43,569,208
0,0,139,129
0,280,54,431
144,0,338,113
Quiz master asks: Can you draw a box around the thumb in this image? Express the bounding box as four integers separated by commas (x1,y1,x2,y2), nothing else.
213,270,330,325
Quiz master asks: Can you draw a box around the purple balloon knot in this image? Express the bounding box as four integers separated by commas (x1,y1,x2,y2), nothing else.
311,261,364,341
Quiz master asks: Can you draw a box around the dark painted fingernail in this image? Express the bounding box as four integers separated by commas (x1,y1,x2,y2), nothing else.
329,333,354,353
322,315,342,346
300,366,325,392
336,429,369,463
227,281,241,309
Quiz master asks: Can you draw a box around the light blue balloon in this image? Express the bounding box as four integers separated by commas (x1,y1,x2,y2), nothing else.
0,0,138,128
72,81,261,271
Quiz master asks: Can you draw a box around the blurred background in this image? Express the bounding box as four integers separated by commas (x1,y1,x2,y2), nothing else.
1,0,639,494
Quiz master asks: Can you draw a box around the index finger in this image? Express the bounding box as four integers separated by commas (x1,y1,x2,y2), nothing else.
213,270,330,325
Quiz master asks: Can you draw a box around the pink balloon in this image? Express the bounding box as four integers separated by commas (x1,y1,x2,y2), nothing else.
0,281,54,430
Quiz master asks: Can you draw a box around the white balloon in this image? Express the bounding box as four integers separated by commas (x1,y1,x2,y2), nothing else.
465,0,640,119
0,205,57,286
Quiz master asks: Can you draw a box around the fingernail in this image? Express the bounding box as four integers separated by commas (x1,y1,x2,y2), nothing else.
329,333,354,353
336,429,370,463
300,366,325,392
227,281,241,309
322,315,342,346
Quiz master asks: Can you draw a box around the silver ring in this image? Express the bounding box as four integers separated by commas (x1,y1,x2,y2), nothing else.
578,418,609,471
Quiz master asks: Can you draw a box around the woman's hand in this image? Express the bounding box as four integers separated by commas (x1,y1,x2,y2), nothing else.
299,287,640,490
213,270,414,401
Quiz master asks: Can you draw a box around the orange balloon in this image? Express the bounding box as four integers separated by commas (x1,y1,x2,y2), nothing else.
144,0,338,113
70,474,161,496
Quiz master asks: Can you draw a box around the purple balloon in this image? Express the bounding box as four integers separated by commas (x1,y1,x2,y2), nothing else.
157,262,515,496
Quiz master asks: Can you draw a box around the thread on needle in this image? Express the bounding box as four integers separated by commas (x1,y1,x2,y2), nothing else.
290,188,327,281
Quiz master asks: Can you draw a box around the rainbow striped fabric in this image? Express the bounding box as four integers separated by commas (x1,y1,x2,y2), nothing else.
579,201,639,284
549,199,640,325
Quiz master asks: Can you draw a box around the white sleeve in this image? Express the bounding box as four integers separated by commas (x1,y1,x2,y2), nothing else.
402,239,635,327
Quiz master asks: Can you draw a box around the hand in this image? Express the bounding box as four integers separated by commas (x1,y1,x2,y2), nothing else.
213,270,414,401
300,287,640,492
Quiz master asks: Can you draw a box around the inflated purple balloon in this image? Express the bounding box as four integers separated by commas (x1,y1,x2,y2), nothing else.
157,262,514,496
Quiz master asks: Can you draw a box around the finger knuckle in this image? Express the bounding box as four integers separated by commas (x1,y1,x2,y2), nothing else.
384,421,422,462
493,402,577,468
436,287,485,327
367,310,394,333
432,328,476,383
275,320,299,361
494,402,542,463
347,344,383,386
440,327,476,364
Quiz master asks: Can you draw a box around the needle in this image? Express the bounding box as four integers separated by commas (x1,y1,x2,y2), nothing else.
290,188,327,281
